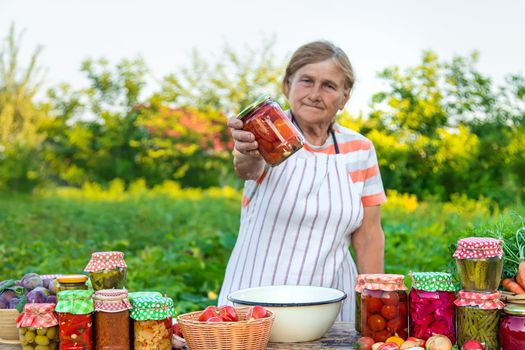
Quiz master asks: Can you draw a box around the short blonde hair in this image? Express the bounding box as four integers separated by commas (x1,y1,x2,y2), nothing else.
282,40,355,97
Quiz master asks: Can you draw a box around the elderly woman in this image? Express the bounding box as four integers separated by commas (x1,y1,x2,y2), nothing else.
219,41,386,324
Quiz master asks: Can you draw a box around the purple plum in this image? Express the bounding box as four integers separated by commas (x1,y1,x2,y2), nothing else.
48,279,59,295
46,295,57,304
21,273,43,291
26,289,47,303
8,297,19,309
0,290,17,303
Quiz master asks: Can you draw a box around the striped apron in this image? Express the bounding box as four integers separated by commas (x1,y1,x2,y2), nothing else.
218,146,364,324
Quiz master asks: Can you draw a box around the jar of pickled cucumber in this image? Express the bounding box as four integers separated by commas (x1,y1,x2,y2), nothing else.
453,237,503,292
55,289,94,350
237,95,304,166
93,289,132,350
454,290,504,350
57,274,88,293
500,303,525,350
84,251,127,291
355,274,368,333
409,272,456,343
130,295,175,350
16,303,59,350
360,274,408,341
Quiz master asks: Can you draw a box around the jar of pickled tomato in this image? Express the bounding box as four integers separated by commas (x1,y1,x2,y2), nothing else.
360,274,408,341
355,274,368,333
409,272,456,342
237,95,304,166
500,303,525,350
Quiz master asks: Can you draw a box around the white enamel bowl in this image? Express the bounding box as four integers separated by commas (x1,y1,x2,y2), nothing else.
228,285,346,342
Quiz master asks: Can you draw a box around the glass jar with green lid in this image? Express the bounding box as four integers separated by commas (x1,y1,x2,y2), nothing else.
55,289,94,350
57,274,88,293
454,290,504,350
130,295,175,350
500,303,525,350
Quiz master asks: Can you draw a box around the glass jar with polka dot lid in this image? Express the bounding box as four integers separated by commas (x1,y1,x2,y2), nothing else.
453,237,503,292
93,289,132,350
84,251,127,291
130,295,175,350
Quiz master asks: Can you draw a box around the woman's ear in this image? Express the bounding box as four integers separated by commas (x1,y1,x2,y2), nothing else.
339,89,351,110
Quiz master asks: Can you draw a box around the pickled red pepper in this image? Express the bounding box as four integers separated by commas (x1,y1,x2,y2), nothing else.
55,289,94,350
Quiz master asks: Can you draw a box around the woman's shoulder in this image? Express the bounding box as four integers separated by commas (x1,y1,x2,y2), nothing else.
332,123,374,152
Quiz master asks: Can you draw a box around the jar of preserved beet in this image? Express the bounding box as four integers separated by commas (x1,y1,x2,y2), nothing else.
55,289,94,350
57,274,89,293
455,290,504,350
93,289,132,350
84,251,127,291
453,237,503,292
360,274,408,341
409,272,456,342
16,303,59,350
237,95,304,166
500,303,525,350
130,295,175,350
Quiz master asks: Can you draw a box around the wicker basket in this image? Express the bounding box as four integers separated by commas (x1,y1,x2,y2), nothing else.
0,309,21,346
178,307,274,350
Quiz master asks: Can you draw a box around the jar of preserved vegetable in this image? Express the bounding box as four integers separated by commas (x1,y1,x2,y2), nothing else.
84,251,127,291
55,289,94,350
130,295,175,350
500,303,525,350
355,274,368,333
409,272,456,342
360,274,408,341
16,303,59,350
57,274,88,293
453,237,503,292
454,290,504,350
93,289,132,350
237,95,304,166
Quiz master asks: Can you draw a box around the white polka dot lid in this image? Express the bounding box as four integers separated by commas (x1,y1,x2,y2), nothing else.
453,237,503,259
84,251,127,272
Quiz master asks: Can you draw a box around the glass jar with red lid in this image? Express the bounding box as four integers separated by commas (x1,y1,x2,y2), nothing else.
500,303,525,350
16,303,59,350
409,272,456,342
84,251,127,291
93,289,132,350
237,95,304,166
55,289,94,350
355,274,369,333
360,274,408,341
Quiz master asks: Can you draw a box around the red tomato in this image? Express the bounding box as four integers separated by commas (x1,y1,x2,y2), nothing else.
207,316,223,323
395,328,408,340
198,306,219,322
398,301,407,318
381,291,400,306
386,318,399,332
366,297,383,314
367,314,386,332
249,118,276,143
246,305,269,320
274,119,296,140
373,329,392,342
219,306,238,322
381,305,398,320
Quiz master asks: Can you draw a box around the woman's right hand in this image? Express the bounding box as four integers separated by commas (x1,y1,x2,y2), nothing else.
228,117,265,179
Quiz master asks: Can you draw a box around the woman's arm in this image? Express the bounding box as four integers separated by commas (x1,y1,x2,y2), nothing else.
351,205,385,274
228,117,266,180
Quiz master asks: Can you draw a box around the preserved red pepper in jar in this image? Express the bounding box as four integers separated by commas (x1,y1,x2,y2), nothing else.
130,295,175,350
360,274,408,342
16,303,59,350
237,95,304,166
55,289,94,350
409,272,456,342
93,289,132,350
84,251,127,291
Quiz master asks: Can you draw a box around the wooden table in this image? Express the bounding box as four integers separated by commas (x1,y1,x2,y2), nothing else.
268,322,358,349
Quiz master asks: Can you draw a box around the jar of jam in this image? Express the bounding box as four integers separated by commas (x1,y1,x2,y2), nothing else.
453,237,503,292
237,95,304,166
57,274,88,293
84,251,127,291
93,289,131,350
355,274,368,333
455,290,504,350
360,274,408,341
55,289,94,350
16,303,59,350
130,295,175,350
500,303,525,350
409,272,456,342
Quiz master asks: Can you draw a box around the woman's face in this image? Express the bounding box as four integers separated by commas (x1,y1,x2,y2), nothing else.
286,59,350,126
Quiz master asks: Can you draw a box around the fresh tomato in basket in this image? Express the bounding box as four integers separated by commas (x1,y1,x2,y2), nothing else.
198,306,220,322
219,306,238,322
246,305,269,320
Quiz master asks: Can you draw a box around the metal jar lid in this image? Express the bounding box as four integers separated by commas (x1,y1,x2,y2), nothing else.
504,303,525,316
236,94,271,120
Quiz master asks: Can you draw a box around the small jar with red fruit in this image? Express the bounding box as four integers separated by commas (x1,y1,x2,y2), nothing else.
360,274,408,342
409,272,456,343
455,290,504,350
130,295,175,350
500,303,525,350
55,289,94,350
237,95,304,166
355,274,369,333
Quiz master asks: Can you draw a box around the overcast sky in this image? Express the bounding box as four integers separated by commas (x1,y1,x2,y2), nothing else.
1,0,524,115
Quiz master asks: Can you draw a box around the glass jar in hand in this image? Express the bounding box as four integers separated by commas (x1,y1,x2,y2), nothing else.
84,251,127,291
360,274,408,341
237,95,304,166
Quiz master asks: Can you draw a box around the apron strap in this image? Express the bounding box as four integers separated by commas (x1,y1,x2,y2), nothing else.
290,110,340,154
